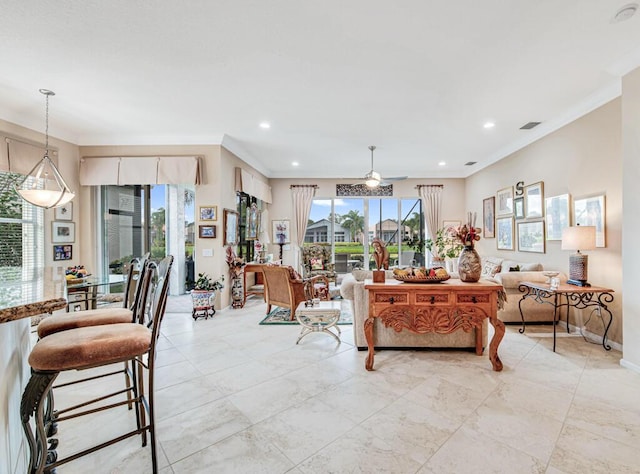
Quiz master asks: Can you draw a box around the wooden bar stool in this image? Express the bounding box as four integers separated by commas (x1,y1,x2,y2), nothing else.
21,256,173,474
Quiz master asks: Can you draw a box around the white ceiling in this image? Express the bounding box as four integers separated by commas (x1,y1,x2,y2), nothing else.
1,1,640,180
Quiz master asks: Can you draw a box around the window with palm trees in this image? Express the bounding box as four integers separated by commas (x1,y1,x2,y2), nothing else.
304,197,424,274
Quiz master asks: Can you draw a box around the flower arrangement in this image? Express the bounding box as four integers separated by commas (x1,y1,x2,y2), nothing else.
225,246,246,277
193,272,224,291
450,212,482,249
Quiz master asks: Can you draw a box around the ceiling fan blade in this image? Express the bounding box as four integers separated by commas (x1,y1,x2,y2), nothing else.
379,176,408,185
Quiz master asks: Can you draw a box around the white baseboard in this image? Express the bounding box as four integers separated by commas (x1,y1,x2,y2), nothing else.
620,358,640,374
561,321,623,352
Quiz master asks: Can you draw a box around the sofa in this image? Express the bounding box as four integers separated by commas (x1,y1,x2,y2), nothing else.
340,269,488,350
480,257,567,324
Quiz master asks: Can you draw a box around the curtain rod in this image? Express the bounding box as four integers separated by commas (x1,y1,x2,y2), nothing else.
290,184,319,188
415,184,443,189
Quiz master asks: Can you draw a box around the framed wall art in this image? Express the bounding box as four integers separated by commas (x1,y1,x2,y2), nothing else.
54,201,73,221
496,187,513,216
574,194,605,247
545,193,570,240
199,225,216,239
517,220,545,253
272,219,290,244
514,197,525,220
52,222,75,243
199,206,218,221
524,182,544,218
443,220,461,231
223,209,239,246
53,244,72,261
496,217,514,250
482,197,495,238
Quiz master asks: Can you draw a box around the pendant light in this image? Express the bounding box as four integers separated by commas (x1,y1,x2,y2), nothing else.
15,89,75,208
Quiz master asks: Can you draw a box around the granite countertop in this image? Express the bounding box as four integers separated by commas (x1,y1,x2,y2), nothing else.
0,269,67,324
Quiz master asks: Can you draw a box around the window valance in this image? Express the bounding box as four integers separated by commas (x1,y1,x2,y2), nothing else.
3,136,58,175
235,167,272,203
79,156,202,186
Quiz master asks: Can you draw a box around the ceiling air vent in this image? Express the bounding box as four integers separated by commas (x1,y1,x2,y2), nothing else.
520,121,541,130
465,161,477,166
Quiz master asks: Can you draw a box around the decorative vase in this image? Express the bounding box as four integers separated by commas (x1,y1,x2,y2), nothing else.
457,246,481,282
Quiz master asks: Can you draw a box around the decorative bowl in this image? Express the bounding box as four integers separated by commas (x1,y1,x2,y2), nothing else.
393,274,451,284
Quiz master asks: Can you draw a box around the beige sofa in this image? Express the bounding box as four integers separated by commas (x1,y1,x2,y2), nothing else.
481,257,567,324
340,270,487,350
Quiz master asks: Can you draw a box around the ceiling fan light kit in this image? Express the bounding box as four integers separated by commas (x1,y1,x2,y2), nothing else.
362,145,407,188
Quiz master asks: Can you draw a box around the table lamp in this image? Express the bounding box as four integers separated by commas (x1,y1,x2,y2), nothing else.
561,225,596,287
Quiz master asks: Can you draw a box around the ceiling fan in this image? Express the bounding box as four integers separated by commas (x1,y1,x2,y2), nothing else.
361,145,408,187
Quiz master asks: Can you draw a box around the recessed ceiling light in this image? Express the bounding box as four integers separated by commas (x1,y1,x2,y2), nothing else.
259,122,271,129
438,161,446,166
483,121,495,129
612,3,638,23
291,161,299,167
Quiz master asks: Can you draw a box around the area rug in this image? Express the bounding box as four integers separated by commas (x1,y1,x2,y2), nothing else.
259,300,353,325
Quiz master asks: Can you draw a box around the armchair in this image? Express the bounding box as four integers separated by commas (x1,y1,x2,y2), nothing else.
262,265,330,320
301,244,336,282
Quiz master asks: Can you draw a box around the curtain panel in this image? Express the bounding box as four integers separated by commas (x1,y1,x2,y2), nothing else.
234,167,272,203
291,185,317,272
4,136,59,175
418,185,443,257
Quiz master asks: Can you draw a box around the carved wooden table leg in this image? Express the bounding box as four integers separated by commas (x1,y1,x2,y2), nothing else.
364,317,375,370
488,315,505,371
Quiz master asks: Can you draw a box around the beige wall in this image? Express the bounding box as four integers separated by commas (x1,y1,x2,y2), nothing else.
466,99,623,344
266,177,467,267
622,67,640,370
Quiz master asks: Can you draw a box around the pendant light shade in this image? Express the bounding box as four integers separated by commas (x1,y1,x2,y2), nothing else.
15,89,75,209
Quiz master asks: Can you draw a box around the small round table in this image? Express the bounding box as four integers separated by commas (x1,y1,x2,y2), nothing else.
295,300,342,344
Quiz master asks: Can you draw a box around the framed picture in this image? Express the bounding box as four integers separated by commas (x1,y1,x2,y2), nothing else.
199,206,218,221
482,197,495,238
52,222,75,243
517,220,546,253
272,219,290,244
223,209,239,246
513,197,525,220
443,220,461,231
545,193,570,240
53,244,72,261
246,203,260,240
524,182,544,218
496,217,514,250
496,187,514,216
54,202,73,221
199,225,216,239
574,194,606,247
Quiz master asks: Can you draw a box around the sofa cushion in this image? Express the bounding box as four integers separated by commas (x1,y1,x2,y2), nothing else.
480,257,503,278
501,260,543,273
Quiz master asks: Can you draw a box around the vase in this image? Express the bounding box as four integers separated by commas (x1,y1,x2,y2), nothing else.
457,246,481,282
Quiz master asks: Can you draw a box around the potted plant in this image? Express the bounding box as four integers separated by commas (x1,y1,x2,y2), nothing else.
425,228,464,268
191,272,224,319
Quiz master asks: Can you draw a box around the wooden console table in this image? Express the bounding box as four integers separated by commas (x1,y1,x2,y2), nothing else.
364,279,505,372
517,281,614,352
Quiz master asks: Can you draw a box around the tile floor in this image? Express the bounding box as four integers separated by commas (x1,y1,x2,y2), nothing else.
49,296,640,473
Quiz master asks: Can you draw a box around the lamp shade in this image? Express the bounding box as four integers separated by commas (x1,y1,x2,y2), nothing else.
561,226,596,251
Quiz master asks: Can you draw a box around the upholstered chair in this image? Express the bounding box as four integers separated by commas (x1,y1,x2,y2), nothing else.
301,244,336,282
262,265,330,319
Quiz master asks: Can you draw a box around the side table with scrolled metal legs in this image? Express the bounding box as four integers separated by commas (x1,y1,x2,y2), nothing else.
517,282,614,352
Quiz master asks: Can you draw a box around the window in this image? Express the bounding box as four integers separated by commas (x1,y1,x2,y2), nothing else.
0,172,44,306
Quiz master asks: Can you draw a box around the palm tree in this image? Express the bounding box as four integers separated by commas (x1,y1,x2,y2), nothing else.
339,210,364,242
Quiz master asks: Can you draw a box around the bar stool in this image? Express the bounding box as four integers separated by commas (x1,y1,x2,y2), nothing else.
36,257,151,433
37,257,148,338
21,255,173,474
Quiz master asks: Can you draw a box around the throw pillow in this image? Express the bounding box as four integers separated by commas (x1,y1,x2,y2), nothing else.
480,257,503,278
287,266,302,281
310,257,324,270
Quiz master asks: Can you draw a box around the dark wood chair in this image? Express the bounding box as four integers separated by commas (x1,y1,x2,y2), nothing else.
262,265,329,320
